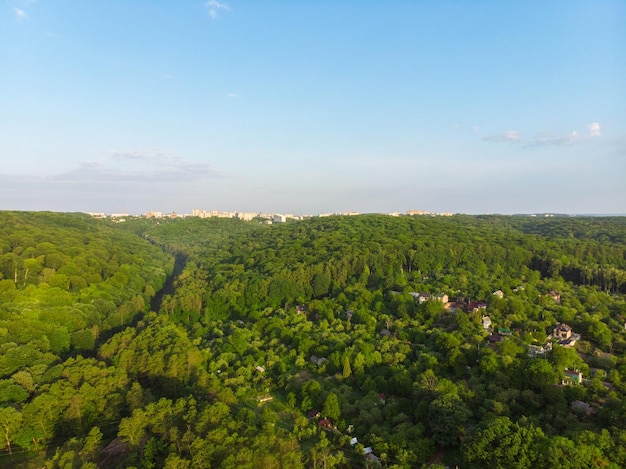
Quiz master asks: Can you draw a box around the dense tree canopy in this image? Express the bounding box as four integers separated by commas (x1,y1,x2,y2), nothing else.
2,212,626,467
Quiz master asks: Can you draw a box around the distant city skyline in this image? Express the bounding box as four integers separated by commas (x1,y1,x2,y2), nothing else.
2,1,625,215
87,208,625,219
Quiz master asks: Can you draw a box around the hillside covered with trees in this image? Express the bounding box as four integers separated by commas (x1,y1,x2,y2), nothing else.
2,212,626,468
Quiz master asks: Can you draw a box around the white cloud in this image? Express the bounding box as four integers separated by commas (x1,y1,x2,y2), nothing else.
13,7,27,19
483,130,522,143
588,122,601,137
205,0,230,19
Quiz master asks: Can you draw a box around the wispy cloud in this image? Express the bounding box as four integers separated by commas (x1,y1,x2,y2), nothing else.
588,122,601,137
0,150,223,186
526,131,581,147
484,122,603,148
0,150,228,213
104,149,222,181
205,0,230,19
13,7,27,19
483,130,522,143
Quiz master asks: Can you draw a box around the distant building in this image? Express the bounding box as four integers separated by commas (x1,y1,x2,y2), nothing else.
407,210,454,217
407,210,432,216
192,209,236,219
237,212,258,221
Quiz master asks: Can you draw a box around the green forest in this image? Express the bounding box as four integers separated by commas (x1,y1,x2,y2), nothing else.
2,211,626,468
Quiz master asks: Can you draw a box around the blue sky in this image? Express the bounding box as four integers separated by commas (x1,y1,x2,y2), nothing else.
1,1,625,215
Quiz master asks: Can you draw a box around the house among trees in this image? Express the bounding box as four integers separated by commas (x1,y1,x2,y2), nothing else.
482,315,492,330
488,333,503,345
410,292,430,304
408,292,449,304
364,447,381,463
434,293,449,303
548,290,561,303
466,301,488,313
571,400,595,417
318,418,334,430
563,369,584,386
553,323,572,340
493,289,504,299
310,355,328,366
528,344,551,357
552,323,581,347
